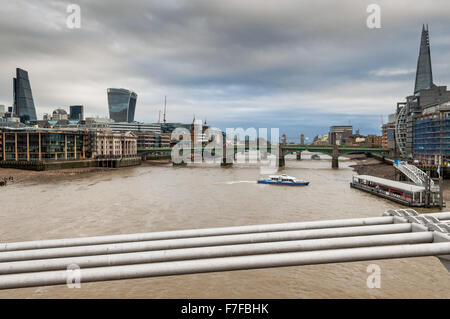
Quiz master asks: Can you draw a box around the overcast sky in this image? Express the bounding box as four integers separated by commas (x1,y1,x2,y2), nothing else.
1,0,449,139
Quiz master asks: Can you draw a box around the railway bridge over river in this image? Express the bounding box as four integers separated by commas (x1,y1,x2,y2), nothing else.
138,144,391,168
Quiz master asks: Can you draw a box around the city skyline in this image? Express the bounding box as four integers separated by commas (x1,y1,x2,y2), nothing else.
1,1,450,138
1,1,450,301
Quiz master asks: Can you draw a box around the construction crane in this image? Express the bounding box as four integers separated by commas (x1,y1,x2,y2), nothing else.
163,96,167,124
157,96,167,124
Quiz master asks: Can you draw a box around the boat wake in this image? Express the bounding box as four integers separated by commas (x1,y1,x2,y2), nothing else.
220,181,256,185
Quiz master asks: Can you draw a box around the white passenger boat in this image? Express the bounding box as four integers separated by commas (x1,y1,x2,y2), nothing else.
257,174,309,186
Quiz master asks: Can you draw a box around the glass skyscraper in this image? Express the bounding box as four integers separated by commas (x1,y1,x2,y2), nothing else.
414,25,433,94
13,68,37,123
107,88,137,123
69,105,84,121
394,25,450,164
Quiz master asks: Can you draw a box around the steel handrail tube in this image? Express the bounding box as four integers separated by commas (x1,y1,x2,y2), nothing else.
0,224,412,262
0,232,433,275
1,242,450,290
3,213,449,253
0,216,397,252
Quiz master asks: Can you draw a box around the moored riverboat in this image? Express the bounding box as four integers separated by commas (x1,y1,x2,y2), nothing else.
350,174,444,208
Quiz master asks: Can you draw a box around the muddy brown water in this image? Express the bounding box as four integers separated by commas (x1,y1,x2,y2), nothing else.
0,153,449,298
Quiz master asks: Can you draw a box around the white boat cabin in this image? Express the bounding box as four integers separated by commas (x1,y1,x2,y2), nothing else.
268,174,297,182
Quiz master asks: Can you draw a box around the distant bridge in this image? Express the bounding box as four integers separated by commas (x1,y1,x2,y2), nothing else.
138,144,391,168
280,145,390,158
0,209,448,290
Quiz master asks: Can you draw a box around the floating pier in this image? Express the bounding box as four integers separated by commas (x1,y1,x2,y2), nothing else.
350,175,444,208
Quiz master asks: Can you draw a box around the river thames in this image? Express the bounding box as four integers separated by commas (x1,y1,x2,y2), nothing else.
0,153,449,298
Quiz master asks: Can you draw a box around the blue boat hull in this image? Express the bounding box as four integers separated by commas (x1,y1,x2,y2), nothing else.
257,180,309,186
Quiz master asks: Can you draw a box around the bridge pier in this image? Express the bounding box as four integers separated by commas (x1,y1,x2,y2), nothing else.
173,161,187,166
331,140,339,169
220,153,236,167
279,155,285,167
296,152,302,161
331,156,339,169
221,158,233,167
220,144,233,167
278,143,286,167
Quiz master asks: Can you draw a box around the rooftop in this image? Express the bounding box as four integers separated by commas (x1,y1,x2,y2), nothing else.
354,175,425,193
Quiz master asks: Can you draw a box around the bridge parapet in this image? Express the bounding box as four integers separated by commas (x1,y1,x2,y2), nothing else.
384,209,450,270
0,209,449,289
384,209,450,235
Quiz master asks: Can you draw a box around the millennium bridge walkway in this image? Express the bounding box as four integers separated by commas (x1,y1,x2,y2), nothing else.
138,144,391,168
0,209,449,289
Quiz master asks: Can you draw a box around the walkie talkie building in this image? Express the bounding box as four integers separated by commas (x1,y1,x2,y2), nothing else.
107,88,137,123
13,68,37,123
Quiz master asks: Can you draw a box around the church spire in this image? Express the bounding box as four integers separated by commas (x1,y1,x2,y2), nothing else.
414,24,433,93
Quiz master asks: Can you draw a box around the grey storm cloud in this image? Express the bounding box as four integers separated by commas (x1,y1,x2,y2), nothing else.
0,0,450,138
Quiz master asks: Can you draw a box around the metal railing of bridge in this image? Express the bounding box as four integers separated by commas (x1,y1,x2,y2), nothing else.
394,162,435,187
0,209,449,289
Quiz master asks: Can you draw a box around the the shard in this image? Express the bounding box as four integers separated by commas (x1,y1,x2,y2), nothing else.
414,24,434,93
